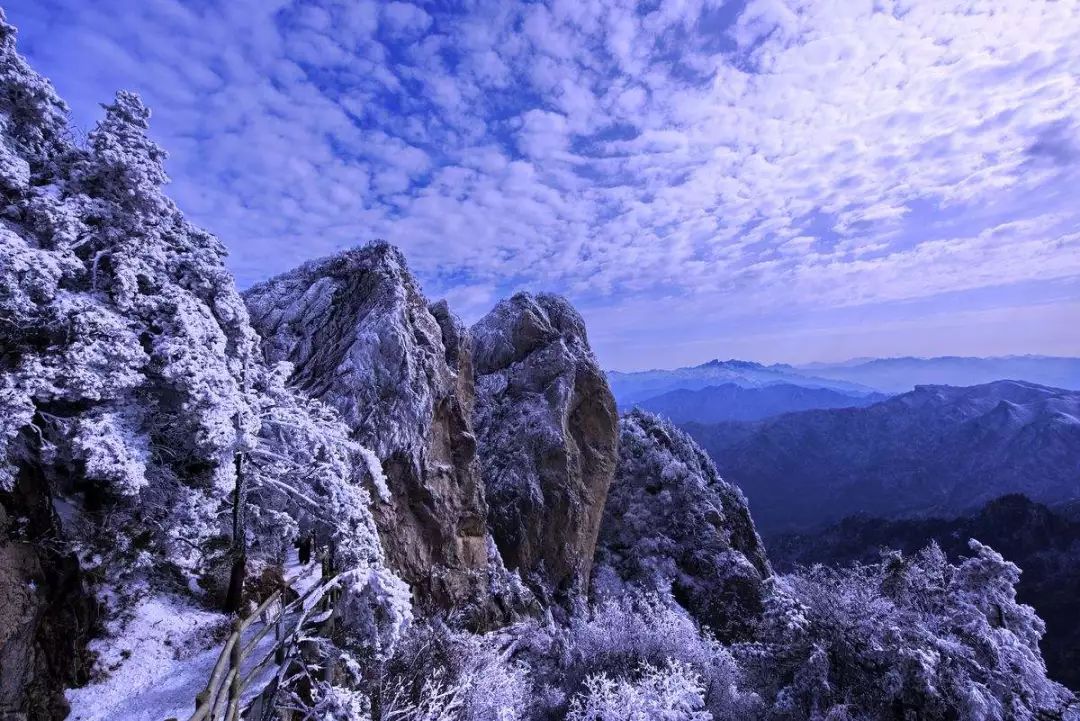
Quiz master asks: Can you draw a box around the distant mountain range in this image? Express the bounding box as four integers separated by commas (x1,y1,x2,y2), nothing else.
768,494,1080,690
608,355,1080,411
796,355,1080,393
607,359,879,406
635,382,888,424
683,380,1080,534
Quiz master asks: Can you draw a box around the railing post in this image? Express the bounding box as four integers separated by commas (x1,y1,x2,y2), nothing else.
228,617,242,714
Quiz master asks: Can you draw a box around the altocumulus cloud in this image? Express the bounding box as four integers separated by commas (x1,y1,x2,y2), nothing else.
6,0,1080,368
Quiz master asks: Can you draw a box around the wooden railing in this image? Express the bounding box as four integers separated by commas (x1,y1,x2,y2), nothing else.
171,555,341,721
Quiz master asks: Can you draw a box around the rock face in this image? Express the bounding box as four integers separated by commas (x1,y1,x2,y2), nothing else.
471,292,618,605
244,242,497,617
0,459,94,720
593,410,770,642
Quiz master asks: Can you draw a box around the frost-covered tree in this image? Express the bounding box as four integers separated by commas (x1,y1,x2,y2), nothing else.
0,8,399,627
511,592,757,721
566,661,710,721
357,620,529,721
0,12,259,596
737,542,1076,721
593,410,771,642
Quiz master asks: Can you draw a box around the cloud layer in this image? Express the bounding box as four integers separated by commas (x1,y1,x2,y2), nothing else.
8,0,1080,368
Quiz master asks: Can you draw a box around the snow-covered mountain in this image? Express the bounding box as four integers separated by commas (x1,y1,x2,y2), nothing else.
471,293,618,607
797,355,1080,393
608,359,879,406
1,12,1076,721
594,410,771,642
244,243,522,624
0,18,400,718
685,380,1080,533
636,382,888,424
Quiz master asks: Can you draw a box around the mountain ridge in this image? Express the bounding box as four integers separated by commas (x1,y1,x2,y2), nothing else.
607,358,880,406
635,382,889,424
796,354,1080,392
683,379,1080,534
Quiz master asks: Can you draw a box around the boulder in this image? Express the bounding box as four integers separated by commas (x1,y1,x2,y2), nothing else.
471,293,618,606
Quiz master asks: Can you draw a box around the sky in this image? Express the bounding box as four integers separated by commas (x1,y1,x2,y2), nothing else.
6,0,1080,371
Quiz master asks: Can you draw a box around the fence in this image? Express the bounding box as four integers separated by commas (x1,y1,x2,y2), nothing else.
171,551,341,721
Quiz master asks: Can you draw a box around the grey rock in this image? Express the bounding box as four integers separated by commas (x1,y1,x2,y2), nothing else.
245,242,500,619
0,458,94,721
471,292,618,606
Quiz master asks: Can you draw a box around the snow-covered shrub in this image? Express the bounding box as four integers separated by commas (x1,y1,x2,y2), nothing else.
517,592,757,720
335,566,414,661
373,621,529,721
738,542,1075,721
566,661,711,721
277,659,373,721
594,410,770,642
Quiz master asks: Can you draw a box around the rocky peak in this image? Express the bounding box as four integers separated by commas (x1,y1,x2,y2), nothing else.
471,292,618,607
471,292,591,374
244,241,500,619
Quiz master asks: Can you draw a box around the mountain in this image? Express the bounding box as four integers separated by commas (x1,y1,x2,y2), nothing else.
0,27,400,718
2,13,1077,721
684,380,1080,534
769,495,1080,690
798,355,1080,393
607,359,880,406
636,382,888,423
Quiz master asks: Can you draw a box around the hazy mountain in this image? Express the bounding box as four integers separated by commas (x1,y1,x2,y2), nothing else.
769,495,1080,690
607,359,879,406
798,355,1080,393
636,382,888,424
684,380,1080,534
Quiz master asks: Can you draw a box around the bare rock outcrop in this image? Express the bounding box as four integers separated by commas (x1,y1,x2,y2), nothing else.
471,292,618,606
244,242,504,619
0,458,94,721
593,409,771,642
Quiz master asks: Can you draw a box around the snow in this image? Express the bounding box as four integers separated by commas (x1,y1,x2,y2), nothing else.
66,550,321,721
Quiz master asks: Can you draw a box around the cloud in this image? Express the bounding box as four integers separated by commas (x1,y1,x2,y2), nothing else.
6,0,1080,368
380,2,431,39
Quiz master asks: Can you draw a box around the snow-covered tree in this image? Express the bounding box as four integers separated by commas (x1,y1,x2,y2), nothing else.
510,592,757,721
566,661,711,721
593,410,771,642
737,542,1075,721
0,9,401,630
365,621,529,721
1,11,258,596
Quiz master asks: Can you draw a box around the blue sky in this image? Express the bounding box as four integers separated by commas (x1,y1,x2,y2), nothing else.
6,0,1080,370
